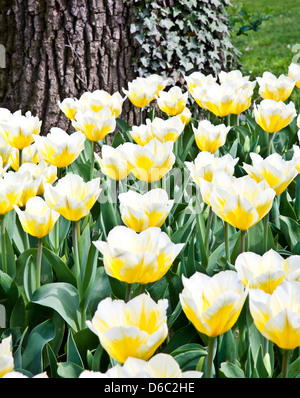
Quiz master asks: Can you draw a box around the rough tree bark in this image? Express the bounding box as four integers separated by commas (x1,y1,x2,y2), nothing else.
0,0,138,135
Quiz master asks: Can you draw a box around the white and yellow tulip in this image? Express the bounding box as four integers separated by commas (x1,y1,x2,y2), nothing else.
34,127,85,168
235,249,300,294
156,86,188,116
95,145,130,181
120,138,175,183
180,270,247,337
249,281,300,350
208,175,276,231
253,99,296,134
119,188,174,232
192,120,230,153
14,196,60,239
93,226,183,284
44,173,101,221
87,294,168,363
72,107,116,142
256,72,295,102
243,152,298,196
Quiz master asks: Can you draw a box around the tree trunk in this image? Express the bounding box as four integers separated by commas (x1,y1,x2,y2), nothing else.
0,0,138,135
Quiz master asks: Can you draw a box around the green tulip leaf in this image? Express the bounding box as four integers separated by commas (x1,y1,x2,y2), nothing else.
22,318,55,375
31,282,81,332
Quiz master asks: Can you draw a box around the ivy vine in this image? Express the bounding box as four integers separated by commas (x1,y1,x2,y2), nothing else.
130,0,240,84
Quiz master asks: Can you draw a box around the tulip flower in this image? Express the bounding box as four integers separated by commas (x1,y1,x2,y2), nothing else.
293,144,300,173
0,110,42,151
180,270,247,337
235,249,300,294
288,63,300,89
218,71,256,120
93,226,183,285
0,132,13,167
123,77,157,108
186,162,238,263
254,99,296,156
231,83,256,116
87,293,168,363
180,270,247,377
9,144,39,171
58,97,79,121
189,84,210,110
94,145,129,181
254,99,296,134
34,127,85,170
14,196,60,290
249,281,300,377
44,173,101,222
120,138,175,183
219,70,251,87
130,116,185,146
156,86,188,116
208,174,276,232
79,353,202,378
18,161,57,196
0,172,24,216
72,107,116,143
200,82,237,117
186,152,238,190
118,189,174,232
145,74,168,98
14,196,59,239
185,71,216,95
129,119,155,146
192,120,230,153
256,72,295,102
44,173,101,327
151,116,185,143
78,90,125,118
0,336,14,378
2,170,40,210
243,152,298,196
0,157,6,177
177,106,192,126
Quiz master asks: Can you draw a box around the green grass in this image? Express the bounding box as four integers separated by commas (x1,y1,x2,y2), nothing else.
229,0,300,106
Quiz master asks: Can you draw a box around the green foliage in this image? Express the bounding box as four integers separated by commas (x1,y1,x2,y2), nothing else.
130,0,239,83
227,2,271,37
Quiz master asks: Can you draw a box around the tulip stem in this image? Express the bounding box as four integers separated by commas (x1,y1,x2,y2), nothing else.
263,337,269,356
54,218,60,254
19,149,23,169
263,212,270,253
236,114,239,126
282,349,290,378
72,220,85,329
224,222,230,263
267,133,273,156
240,230,246,254
205,207,213,258
125,283,132,302
140,107,144,125
57,167,63,180
0,215,6,274
226,114,231,127
90,141,96,181
138,284,146,295
205,336,215,378
36,238,43,290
